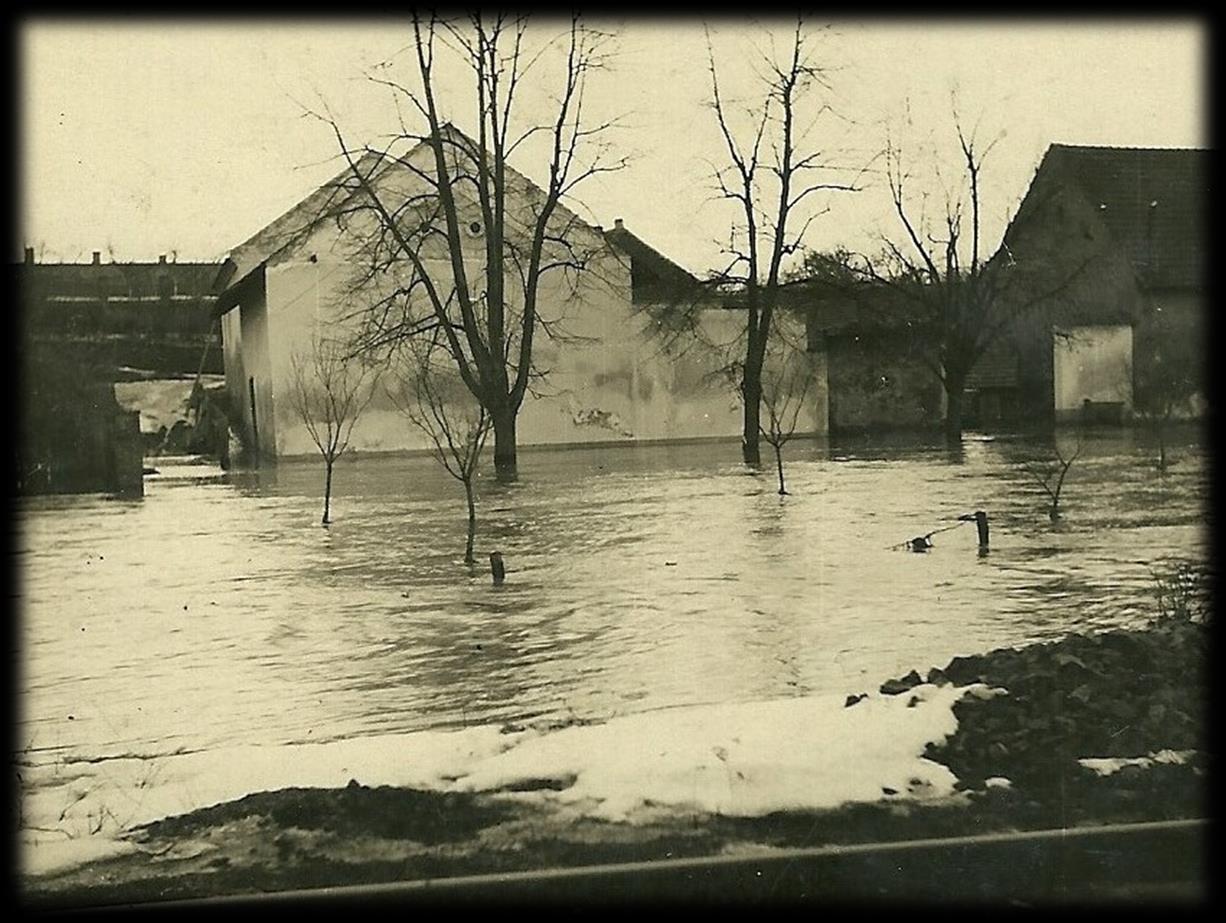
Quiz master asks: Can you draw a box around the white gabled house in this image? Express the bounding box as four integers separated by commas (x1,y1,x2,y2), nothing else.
211,128,747,462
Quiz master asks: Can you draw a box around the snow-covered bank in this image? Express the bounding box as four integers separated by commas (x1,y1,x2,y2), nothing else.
19,723,508,876
21,683,981,877
448,684,978,819
21,614,1207,907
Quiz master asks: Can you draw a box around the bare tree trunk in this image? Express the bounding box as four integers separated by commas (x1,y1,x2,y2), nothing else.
463,477,477,565
322,459,334,526
491,405,518,480
773,443,788,495
944,377,966,447
741,375,763,465
741,312,770,465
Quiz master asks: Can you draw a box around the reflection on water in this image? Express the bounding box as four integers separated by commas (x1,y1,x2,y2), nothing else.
17,428,1208,777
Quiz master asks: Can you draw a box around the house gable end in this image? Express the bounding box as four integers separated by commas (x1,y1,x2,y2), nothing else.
222,125,614,302
1040,144,1207,291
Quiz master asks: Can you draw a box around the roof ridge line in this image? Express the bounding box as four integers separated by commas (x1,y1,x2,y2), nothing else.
1049,142,1206,153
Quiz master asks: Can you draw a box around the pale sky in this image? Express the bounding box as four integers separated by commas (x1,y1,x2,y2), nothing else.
19,16,1206,275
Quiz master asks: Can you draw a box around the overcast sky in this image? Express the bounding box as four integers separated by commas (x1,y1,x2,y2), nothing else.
19,16,1206,275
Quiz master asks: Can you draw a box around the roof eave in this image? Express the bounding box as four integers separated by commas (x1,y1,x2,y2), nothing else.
212,263,265,319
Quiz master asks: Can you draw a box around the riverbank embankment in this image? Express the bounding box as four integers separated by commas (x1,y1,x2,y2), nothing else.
23,611,1207,908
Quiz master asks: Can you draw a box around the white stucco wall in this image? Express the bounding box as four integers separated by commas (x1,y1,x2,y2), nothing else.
220,307,244,413
1052,324,1134,416
807,345,830,436
218,282,277,458
260,247,750,456
264,257,351,457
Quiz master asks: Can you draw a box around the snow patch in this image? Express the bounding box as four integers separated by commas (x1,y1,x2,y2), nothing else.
21,724,513,878
1077,749,1197,777
18,834,139,877
449,685,971,821
113,380,197,435
22,684,986,878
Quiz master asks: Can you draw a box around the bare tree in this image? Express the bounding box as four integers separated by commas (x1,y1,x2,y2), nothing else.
304,12,622,480
285,337,375,525
705,18,858,465
387,340,492,565
759,322,820,495
856,118,1101,446
1133,302,1201,473
1021,431,1083,521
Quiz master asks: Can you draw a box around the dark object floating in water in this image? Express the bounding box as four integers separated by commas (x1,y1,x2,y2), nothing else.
844,693,868,708
900,511,989,553
665,561,678,566
490,551,506,586
143,467,159,475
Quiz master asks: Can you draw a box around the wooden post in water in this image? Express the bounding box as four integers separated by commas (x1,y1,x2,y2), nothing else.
490,551,506,586
959,510,990,555
973,510,989,553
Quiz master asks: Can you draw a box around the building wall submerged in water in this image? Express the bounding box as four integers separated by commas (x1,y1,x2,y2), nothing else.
214,130,749,462
800,143,1207,435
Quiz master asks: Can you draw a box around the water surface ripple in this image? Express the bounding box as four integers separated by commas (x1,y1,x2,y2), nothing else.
17,430,1207,775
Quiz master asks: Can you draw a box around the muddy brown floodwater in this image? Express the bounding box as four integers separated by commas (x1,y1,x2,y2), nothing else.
16,427,1207,874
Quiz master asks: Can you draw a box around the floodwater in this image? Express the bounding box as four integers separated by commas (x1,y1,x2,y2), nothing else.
16,428,1208,797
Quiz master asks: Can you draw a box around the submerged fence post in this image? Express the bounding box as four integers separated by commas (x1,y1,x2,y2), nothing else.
490,551,506,586
958,510,990,554
973,510,989,553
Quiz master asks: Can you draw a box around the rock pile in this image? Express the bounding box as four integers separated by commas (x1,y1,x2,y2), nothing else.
878,615,1208,824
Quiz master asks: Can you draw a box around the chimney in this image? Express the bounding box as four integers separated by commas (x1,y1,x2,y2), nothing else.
24,247,33,265
92,251,101,265
158,254,167,264
614,218,624,229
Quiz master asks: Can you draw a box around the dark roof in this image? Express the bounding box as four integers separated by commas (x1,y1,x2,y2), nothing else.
1039,144,1207,290
603,222,700,300
964,339,1019,390
695,274,927,335
19,259,224,300
789,280,928,335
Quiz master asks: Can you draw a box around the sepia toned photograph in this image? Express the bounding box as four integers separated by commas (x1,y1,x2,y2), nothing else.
15,14,1208,909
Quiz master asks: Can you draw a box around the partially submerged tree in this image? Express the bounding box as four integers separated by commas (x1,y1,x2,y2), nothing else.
1132,302,1202,473
759,321,820,495
312,12,622,479
856,118,1101,446
387,340,492,565
285,337,375,525
705,18,858,465
1021,430,1083,521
